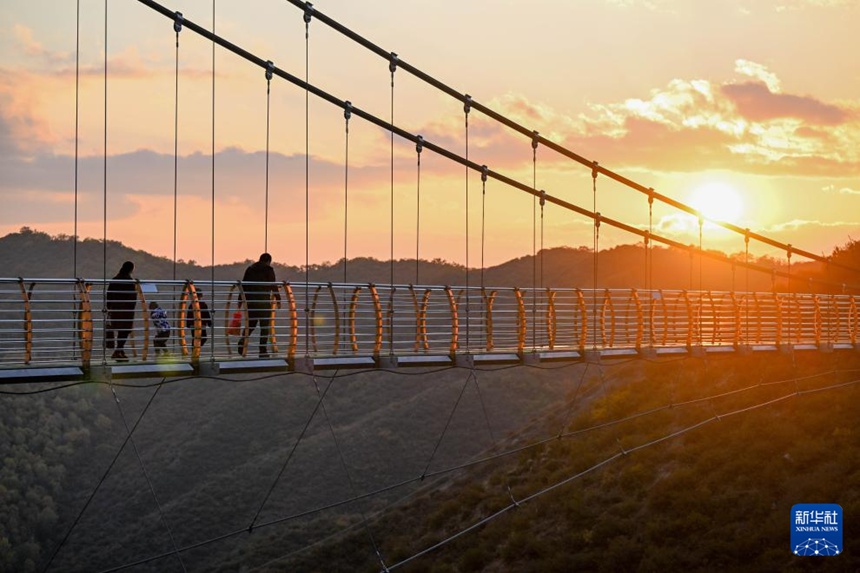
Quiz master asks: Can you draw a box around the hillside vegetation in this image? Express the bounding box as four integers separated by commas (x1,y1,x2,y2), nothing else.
275,352,860,572
1,365,585,572
1,352,858,571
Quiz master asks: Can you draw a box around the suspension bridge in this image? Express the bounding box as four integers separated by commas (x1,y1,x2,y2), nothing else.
3,2,860,573
2,0,859,386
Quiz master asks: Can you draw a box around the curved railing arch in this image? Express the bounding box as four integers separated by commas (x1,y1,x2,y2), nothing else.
2,279,859,370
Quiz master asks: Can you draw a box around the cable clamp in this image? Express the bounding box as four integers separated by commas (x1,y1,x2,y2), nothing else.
539,189,546,208
173,11,184,34
343,100,352,121
531,130,539,150
388,52,398,74
648,187,654,205
591,160,599,180
644,231,650,246
594,212,601,229
787,244,792,260
464,94,472,115
481,165,488,183
744,228,750,245
415,134,424,154
265,60,274,82
303,2,314,24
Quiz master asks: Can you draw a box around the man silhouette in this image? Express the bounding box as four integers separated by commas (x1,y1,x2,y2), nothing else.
106,261,136,361
239,253,281,357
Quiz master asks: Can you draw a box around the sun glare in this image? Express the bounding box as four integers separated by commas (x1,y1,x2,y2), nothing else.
688,181,744,224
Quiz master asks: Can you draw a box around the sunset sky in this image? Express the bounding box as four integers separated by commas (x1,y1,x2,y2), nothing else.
1,0,858,268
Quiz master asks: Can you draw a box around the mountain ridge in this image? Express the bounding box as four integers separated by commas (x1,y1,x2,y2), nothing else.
0,227,832,292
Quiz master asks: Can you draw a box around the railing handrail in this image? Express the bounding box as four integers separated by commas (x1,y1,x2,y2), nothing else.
1,278,856,374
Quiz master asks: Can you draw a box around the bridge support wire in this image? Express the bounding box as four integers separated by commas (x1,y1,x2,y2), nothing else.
264,59,274,252
415,135,424,284
531,132,539,351
173,12,183,281
464,96,471,350
209,0,217,364
344,101,352,285
248,370,334,532
304,7,312,357
388,51,398,356
74,0,80,276
592,162,600,350
420,368,476,480
133,0,849,296
101,0,108,365
111,382,187,572
276,0,860,286
310,371,389,572
41,381,167,573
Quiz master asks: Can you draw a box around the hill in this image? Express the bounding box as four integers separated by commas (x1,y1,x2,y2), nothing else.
0,365,586,572
2,350,858,571
0,227,831,292
268,352,860,572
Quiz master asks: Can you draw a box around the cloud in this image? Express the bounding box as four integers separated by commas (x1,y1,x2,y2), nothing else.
0,146,391,225
765,218,860,232
604,0,672,11
395,62,860,182
461,62,860,177
12,24,73,65
721,81,849,125
734,59,781,93
774,0,856,10
0,73,59,156
8,24,217,81
823,184,860,195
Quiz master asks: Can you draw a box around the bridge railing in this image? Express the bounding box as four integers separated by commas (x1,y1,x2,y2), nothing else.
1,278,858,370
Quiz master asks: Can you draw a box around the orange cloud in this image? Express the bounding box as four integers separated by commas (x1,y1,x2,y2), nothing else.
722,81,849,125
398,62,859,182
12,24,73,65
479,63,860,177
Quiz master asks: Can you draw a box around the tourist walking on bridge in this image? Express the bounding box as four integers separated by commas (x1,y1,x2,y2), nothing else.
105,261,136,362
238,253,281,358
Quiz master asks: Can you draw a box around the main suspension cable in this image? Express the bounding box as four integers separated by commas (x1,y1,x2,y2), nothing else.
276,0,860,278
133,0,860,293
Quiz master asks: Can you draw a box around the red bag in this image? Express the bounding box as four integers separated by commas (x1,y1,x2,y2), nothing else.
227,311,243,336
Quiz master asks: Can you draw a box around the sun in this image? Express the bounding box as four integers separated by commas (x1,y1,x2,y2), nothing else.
688,181,744,224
